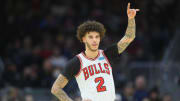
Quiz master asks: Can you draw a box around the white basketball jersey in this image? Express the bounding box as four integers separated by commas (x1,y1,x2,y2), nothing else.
75,50,115,101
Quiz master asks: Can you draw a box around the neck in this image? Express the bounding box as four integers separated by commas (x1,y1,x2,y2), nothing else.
85,48,99,59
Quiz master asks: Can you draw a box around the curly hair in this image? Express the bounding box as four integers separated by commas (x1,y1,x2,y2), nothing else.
76,20,106,42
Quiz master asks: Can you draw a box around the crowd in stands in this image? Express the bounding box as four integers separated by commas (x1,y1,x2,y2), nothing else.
0,0,179,101
0,75,174,101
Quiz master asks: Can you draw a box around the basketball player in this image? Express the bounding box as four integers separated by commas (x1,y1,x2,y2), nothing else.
51,3,139,101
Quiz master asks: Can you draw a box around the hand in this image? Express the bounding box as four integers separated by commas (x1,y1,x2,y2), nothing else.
127,3,139,19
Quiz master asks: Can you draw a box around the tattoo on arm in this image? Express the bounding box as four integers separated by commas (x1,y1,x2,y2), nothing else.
125,18,136,39
51,74,73,101
117,18,136,54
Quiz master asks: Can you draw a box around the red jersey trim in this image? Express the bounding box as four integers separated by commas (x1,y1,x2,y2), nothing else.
81,50,100,61
102,51,112,69
75,55,82,77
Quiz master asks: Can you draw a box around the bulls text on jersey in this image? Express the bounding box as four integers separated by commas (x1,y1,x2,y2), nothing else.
82,63,111,80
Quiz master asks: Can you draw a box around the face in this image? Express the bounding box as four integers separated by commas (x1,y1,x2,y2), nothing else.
163,95,172,101
150,92,158,99
124,86,134,96
135,76,146,89
83,31,100,52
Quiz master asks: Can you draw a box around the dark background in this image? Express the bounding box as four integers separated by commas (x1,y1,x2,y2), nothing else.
0,0,180,101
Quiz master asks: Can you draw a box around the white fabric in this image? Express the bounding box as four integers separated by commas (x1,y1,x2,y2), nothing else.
75,50,115,101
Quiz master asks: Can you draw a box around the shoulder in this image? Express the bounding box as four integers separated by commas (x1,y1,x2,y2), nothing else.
103,43,118,56
66,56,80,66
103,43,120,65
62,55,81,80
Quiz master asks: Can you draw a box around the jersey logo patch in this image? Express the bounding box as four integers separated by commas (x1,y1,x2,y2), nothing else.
98,57,105,60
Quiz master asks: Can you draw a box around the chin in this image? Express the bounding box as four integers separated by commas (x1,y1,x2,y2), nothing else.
91,48,98,52
89,45,99,51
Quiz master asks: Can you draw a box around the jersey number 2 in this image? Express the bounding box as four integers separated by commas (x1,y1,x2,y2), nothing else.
95,77,106,92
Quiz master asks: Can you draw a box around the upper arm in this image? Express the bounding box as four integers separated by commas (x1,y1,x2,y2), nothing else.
62,56,80,80
104,44,120,65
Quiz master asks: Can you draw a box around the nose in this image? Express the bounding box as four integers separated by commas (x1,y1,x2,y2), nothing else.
93,38,97,43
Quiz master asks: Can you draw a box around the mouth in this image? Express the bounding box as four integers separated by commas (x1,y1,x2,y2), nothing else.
92,44,98,46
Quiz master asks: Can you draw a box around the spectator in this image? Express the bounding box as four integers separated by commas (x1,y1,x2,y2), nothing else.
2,87,23,101
50,46,68,71
21,36,33,66
149,86,161,101
21,65,40,88
134,75,148,101
3,63,21,87
162,94,173,101
121,82,135,101
39,38,53,59
24,94,35,101
40,59,54,88
31,45,43,65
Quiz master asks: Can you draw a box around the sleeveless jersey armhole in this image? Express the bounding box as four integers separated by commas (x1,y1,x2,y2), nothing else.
102,50,112,69
75,55,83,77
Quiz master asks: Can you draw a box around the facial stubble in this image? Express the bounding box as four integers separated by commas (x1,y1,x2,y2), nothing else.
86,42,98,52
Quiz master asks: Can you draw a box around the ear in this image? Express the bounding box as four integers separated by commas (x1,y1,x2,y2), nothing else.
82,36,86,43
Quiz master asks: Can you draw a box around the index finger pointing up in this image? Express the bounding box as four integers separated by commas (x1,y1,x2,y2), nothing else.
127,3,130,10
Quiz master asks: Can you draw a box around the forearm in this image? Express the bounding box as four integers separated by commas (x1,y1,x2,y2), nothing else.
51,74,72,101
117,18,136,54
52,88,73,101
124,18,135,39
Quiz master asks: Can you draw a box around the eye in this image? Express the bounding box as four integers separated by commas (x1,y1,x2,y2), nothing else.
96,35,100,38
88,36,93,39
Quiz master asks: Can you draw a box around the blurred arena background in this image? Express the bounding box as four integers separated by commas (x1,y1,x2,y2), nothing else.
0,0,180,101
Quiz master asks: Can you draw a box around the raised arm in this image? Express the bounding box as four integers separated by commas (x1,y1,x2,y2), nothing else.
117,3,139,54
51,74,73,101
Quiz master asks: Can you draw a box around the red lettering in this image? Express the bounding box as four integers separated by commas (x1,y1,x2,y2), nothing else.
98,63,105,73
83,68,89,80
88,65,94,76
83,63,110,80
104,63,110,75
94,64,100,74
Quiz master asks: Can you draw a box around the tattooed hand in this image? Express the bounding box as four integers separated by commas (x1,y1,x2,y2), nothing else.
127,3,139,19
117,3,139,54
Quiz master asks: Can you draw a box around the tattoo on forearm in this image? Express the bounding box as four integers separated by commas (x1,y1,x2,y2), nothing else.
52,74,72,101
125,18,135,39
117,40,130,54
54,89,72,101
117,19,136,54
